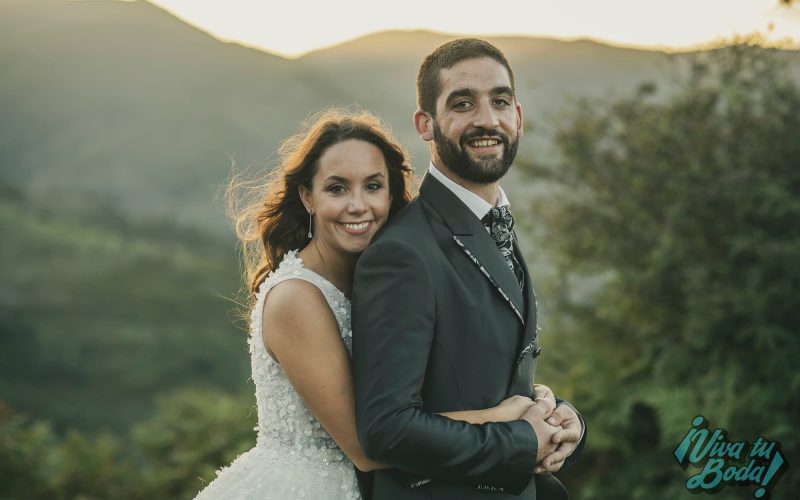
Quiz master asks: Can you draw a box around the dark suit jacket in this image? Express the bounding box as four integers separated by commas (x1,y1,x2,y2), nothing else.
352,173,583,500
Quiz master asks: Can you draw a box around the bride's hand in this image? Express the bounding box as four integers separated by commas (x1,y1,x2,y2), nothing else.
494,395,535,421
531,384,557,419
532,383,555,403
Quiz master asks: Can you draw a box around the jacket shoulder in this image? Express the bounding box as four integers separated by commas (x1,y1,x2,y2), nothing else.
372,197,433,244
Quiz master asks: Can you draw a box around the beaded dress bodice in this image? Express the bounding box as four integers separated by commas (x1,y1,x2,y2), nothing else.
248,250,352,464
193,250,360,499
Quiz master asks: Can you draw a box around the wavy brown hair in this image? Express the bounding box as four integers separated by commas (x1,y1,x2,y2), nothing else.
228,109,414,303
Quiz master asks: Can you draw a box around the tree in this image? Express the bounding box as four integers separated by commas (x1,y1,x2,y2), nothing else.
521,39,800,499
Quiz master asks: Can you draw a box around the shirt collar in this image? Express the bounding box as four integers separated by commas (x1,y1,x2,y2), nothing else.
427,161,510,221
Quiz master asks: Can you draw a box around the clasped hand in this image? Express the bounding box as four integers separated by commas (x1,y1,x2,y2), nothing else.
520,384,581,475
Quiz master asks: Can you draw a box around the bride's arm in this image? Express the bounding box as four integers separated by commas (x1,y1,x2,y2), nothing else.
439,395,536,424
262,279,386,472
262,280,539,473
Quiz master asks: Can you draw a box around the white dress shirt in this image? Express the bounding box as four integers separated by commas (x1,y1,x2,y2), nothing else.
426,162,509,224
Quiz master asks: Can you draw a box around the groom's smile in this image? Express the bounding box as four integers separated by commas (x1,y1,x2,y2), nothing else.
427,56,523,184
463,131,508,157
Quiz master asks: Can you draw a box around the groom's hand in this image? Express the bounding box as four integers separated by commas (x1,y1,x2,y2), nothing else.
534,404,582,474
520,403,560,467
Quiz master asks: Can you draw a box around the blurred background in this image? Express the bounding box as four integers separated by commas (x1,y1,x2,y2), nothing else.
1,1,798,498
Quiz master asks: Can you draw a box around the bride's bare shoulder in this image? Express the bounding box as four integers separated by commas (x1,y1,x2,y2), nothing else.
261,278,338,344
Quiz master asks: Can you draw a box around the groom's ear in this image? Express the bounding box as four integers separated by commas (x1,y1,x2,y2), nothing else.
413,109,434,142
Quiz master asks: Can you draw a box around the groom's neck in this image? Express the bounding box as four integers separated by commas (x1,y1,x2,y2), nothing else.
435,161,501,206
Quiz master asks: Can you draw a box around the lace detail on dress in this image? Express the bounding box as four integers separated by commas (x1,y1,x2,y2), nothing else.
194,250,360,499
249,250,353,452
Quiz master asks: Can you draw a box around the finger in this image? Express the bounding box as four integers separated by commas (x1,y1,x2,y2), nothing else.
533,384,554,401
548,404,577,427
522,402,547,420
551,427,575,447
541,458,565,474
552,403,579,421
552,426,579,445
561,415,582,432
560,422,582,443
535,399,556,418
544,443,576,467
533,386,556,406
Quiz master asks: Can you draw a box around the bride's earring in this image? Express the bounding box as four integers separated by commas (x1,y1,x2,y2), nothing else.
307,211,313,239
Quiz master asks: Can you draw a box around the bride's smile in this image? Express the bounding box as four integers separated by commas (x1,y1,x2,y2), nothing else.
300,138,392,256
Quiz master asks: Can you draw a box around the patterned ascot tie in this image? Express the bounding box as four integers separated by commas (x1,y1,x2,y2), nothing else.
482,206,525,291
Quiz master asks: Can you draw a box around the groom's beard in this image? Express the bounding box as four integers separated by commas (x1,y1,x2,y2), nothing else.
432,122,518,184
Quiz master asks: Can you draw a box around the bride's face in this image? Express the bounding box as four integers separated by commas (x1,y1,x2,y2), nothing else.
300,139,392,255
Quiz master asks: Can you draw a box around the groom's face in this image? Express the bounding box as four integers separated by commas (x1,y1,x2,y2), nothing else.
430,57,522,184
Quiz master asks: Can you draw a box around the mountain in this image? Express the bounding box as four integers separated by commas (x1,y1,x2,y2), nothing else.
0,0,359,232
6,1,798,234
302,29,679,119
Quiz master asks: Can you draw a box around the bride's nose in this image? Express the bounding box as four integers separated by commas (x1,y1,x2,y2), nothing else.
347,192,367,213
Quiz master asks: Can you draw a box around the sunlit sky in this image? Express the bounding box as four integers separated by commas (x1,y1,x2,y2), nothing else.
142,0,800,58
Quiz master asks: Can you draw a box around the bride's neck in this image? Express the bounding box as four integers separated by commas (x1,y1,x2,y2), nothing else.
297,242,357,296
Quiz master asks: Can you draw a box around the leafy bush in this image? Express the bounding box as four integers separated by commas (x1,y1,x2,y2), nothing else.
0,388,255,499
523,39,800,499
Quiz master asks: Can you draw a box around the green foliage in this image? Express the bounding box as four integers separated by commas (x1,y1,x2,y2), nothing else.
0,406,135,499
0,192,250,432
131,388,256,499
523,41,800,499
0,389,255,499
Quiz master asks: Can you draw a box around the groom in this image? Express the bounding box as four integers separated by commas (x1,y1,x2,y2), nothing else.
352,38,585,499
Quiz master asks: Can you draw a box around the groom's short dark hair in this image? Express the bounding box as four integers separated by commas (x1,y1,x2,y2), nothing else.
416,38,515,117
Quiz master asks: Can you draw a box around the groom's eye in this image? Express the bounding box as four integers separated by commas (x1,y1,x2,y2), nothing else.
453,100,473,110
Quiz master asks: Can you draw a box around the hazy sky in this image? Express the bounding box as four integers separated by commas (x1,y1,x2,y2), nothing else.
143,0,800,57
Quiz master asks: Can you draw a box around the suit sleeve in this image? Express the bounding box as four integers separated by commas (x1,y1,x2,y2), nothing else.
353,238,538,494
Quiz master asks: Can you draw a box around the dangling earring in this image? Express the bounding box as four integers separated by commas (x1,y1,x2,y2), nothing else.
307,211,313,239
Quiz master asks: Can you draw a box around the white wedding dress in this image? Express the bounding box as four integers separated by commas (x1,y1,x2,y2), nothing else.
195,251,361,499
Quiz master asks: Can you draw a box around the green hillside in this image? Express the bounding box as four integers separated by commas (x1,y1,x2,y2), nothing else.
0,185,248,431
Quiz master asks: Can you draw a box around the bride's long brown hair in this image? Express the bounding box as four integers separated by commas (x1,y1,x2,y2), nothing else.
228,109,414,303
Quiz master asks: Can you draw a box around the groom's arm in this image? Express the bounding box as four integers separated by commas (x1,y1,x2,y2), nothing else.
353,237,538,495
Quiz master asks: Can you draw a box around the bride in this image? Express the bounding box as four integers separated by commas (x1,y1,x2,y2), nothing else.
194,109,543,499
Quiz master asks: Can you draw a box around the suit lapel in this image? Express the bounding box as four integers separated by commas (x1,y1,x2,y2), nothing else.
513,235,541,363
419,174,525,324
505,235,542,396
